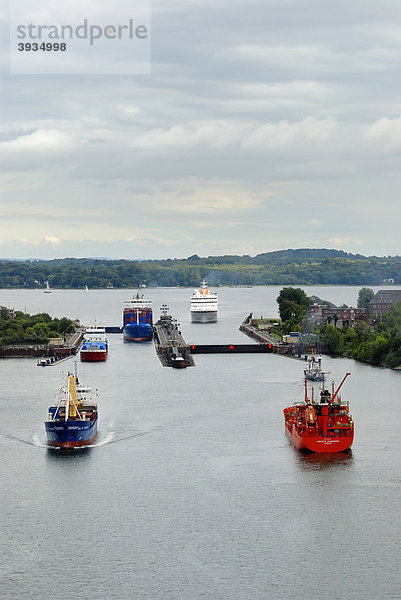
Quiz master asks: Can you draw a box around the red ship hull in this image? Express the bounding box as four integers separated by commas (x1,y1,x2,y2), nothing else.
284,421,353,453
47,431,98,448
80,351,108,362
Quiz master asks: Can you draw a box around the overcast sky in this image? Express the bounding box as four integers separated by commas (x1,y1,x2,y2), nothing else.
2,0,401,260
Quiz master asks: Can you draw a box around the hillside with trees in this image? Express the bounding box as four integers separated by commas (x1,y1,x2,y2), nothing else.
0,249,401,288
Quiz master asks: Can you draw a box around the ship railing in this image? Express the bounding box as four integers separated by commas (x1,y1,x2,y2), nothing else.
302,428,352,439
326,429,352,438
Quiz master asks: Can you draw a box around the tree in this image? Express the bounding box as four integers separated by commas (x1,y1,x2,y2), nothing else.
322,324,342,354
357,287,374,308
33,323,50,338
0,306,9,319
57,317,74,335
387,301,401,333
354,320,371,342
277,287,311,322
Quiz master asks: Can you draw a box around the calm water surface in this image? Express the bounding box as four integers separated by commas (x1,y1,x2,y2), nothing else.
0,287,400,599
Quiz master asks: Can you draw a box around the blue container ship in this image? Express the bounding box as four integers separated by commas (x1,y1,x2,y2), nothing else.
45,371,98,448
123,293,153,342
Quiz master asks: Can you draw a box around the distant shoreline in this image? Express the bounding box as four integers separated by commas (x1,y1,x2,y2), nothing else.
2,284,401,291
1,250,400,288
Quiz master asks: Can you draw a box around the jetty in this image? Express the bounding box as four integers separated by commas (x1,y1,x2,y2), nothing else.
153,308,194,367
2,330,84,360
239,321,328,357
239,321,280,346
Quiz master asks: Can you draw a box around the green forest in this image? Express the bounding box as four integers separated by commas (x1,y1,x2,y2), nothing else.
0,308,74,346
1,249,401,288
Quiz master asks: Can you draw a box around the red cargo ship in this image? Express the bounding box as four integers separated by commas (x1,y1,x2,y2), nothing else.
283,373,354,453
80,326,108,362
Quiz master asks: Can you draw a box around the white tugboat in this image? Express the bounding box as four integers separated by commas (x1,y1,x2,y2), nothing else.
304,351,328,382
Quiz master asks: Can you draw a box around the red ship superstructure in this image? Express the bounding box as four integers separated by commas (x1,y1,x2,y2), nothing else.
283,373,354,453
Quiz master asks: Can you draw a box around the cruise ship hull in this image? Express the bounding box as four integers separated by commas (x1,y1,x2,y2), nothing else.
191,311,217,323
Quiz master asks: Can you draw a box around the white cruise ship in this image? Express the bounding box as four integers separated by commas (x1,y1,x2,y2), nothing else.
190,281,218,322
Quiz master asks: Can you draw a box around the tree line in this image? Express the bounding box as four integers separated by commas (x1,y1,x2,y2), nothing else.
1,249,401,288
0,308,74,346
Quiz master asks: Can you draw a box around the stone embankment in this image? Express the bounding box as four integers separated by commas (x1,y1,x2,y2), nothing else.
0,330,84,358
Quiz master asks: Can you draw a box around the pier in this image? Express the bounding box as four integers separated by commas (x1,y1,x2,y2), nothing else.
2,330,83,360
239,322,280,346
239,322,329,356
153,309,194,367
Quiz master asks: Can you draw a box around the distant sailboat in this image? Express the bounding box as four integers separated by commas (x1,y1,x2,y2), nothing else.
44,281,51,294
85,285,89,292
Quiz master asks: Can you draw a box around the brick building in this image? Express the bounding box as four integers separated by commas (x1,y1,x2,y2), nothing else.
309,304,367,328
368,290,401,320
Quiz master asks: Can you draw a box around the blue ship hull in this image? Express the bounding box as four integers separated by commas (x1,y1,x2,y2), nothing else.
45,414,98,448
123,322,153,342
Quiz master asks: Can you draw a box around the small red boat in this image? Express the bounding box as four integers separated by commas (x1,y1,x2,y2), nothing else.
283,373,354,453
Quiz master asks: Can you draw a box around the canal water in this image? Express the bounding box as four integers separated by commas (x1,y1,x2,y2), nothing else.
0,286,400,600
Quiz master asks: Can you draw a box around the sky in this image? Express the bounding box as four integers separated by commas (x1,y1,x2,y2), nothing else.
1,0,401,260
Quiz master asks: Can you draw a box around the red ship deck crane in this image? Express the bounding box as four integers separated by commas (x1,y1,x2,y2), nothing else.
328,372,351,405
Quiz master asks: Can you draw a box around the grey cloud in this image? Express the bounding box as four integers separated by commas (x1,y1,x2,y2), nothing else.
2,1,401,258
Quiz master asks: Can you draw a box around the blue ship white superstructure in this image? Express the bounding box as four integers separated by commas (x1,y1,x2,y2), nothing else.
45,371,98,448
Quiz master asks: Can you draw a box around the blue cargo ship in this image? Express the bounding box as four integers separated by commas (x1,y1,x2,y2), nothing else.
45,371,98,448
123,293,153,342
